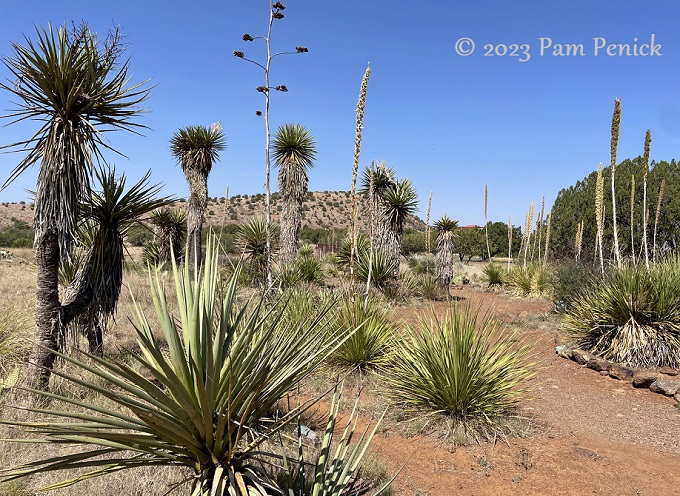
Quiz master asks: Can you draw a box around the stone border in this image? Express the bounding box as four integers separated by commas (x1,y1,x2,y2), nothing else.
555,345,680,406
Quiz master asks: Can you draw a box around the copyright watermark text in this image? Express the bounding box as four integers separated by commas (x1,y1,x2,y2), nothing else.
454,35,663,62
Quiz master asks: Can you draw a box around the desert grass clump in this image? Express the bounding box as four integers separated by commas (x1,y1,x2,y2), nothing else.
381,305,534,439
564,258,680,368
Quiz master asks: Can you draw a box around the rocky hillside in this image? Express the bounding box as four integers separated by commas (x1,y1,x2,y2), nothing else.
0,191,426,232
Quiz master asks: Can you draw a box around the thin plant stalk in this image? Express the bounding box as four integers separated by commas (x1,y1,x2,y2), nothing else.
642,130,651,269
507,216,512,272
595,163,605,274
543,210,551,264
349,64,370,297
653,178,665,260
426,191,433,255
630,174,635,262
610,98,622,268
484,185,491,261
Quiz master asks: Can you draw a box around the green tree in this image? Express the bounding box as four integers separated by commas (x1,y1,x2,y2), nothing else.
0,24,150,389
272,123,316,265
455,226,485,263
170,124,226,266
549,157,680,262
485,221,522,258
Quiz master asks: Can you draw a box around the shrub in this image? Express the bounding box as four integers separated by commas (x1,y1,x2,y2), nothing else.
381,305,534,438
551,260,600,313
564,260,680,368
406,253,435,275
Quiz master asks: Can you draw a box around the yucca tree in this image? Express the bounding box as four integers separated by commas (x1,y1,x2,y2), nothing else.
380,178,418,273
360,162,395,256
63,167,170,354
147,207,187,266
272,123,317,265
434,215,458,289
0,237,361,495
0,24,150,389
170,124,226,266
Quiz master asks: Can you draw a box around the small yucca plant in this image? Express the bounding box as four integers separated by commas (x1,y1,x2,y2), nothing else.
380,305,534,439
564,259,680,368
329,297,396,371
0,236,355,495
482,262,504,288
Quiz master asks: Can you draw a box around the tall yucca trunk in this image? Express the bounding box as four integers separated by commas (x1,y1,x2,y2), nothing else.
27,232,62,391
435,232,454,288
184,168,208,267
279,167,307,265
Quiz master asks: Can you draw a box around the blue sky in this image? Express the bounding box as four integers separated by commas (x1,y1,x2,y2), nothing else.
0,0,679,226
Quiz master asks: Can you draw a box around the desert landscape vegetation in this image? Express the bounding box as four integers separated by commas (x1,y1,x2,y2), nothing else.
0,2,679,496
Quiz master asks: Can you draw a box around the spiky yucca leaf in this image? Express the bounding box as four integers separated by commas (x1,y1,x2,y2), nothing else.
0,235,357,495
381,305,534,438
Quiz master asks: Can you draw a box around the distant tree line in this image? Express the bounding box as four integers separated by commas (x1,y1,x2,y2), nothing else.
550,158,679,261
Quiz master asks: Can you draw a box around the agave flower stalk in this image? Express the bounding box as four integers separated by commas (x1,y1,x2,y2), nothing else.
234,0,309,288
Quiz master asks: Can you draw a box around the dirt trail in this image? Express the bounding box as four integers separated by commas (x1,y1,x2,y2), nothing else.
373,287,680,496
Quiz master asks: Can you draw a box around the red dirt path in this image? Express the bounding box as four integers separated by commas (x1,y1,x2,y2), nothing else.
372,286,680,496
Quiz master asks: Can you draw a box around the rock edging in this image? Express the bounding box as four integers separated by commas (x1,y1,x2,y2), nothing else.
555,345,680,405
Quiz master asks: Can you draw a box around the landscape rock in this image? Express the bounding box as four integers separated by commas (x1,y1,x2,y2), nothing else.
572,348,594,365
608,364,634,381
555,345,573,360
631,371,658,389
586,357,611,372
658,366,678,376
649,380,680,397
675,391,680,403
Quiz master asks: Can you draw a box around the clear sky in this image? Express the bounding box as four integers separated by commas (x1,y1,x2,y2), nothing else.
0,0,679,227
